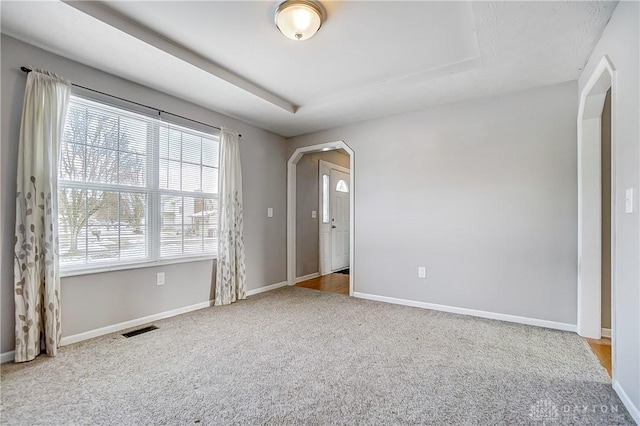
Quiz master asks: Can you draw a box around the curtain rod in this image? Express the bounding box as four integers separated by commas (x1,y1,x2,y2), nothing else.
20,66,241,137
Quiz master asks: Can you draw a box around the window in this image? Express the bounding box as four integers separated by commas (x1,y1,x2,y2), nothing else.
58,96,219,272
322,174,330,223
336,179,349,193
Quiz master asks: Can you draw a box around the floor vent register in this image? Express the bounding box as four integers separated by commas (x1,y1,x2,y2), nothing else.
122,325,158,338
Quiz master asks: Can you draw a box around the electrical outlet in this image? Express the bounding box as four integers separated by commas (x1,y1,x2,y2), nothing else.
312,210,317,219
156,272,165,286
267,207,273,218
418,267,426,279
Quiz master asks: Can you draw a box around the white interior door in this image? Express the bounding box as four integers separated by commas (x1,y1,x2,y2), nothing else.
331,169,350,271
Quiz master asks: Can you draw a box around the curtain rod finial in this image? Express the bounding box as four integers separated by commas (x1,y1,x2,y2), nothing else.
21,66,32,73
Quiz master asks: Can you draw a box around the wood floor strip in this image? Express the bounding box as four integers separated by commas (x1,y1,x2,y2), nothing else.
586,337,612,377
295,273,349,295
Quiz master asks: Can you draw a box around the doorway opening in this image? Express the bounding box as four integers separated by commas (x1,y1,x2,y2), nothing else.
319,160,350,275
577,56,616,379
287,142,355,296
585,87,613,377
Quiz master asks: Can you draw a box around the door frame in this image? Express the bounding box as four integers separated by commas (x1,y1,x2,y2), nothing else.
318,160,350,275
287,141,355,296
577,56,616,374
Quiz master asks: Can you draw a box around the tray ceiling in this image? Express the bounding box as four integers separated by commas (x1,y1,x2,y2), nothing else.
1,1,617,137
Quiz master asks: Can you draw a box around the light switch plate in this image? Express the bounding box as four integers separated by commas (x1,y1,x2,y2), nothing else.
625,188,634,213
156,272,165,286
418,267,426,279
312,210,317,219
267,208,273,218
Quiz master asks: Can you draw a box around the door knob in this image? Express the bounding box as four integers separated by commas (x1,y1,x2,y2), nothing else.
331,225,336,229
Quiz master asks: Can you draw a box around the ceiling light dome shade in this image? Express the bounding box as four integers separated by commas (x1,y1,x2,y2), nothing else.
275,0,325,41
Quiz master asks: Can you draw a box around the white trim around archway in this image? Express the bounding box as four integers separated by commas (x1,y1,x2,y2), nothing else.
577,56,616,361
287,141,355,296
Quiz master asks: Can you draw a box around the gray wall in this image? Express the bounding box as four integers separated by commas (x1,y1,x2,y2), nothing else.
288,81,579,324
1,35,287,354
296,150,350,277
601,89,611,330
579,0,639,414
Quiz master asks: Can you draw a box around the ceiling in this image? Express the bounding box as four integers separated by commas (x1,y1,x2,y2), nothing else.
1,1,617,137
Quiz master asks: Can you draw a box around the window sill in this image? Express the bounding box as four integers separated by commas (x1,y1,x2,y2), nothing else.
60,255,216,278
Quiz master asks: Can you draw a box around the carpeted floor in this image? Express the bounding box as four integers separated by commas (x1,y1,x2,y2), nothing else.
0,286,634,425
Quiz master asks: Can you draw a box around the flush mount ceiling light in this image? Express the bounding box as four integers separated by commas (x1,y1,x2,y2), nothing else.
275,0,326,41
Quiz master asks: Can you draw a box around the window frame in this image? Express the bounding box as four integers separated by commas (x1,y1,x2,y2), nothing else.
58,95,220,277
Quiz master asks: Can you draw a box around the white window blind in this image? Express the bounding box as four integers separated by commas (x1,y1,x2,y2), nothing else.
58,96,219,272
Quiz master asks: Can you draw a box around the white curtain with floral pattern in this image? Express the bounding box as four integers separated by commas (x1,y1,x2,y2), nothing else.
14,69,71,362
214,127,246,305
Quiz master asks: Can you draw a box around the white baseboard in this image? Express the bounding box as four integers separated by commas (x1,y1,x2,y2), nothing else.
60,300,215,346
3,281,288,358
61,281,288,346
246,281,288,296
613,380,640,424
1,350,15,364
295,272,320,283
353,292,577,332
601,327,612,338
